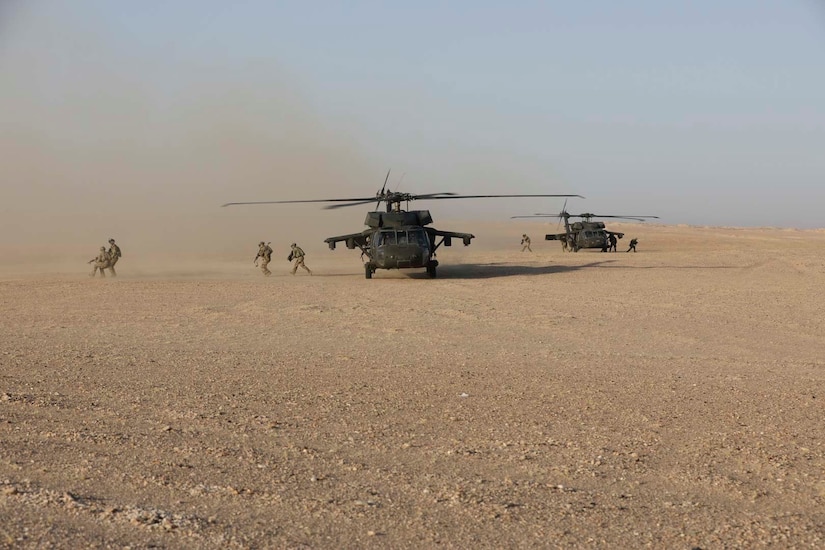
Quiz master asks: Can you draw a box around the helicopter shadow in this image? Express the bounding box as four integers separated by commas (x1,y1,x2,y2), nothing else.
434,260,616,279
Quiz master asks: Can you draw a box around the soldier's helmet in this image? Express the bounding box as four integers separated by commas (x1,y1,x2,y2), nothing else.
100,246,106,251
259,241,265,246
108,239,115,243
291,243,296,247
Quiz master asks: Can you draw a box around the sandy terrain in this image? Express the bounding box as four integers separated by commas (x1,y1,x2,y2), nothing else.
1,222,824,548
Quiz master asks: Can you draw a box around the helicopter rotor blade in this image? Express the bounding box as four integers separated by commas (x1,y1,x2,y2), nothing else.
423,194,583,200
375,169,391,210
557,198,568,230
224,193,584,209
222,197,377,207
324,199,384,210
410,192,459,200
600,216,659,222
601,217,649,222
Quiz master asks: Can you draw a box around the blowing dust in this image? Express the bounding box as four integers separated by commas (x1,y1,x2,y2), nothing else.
0,3,378,276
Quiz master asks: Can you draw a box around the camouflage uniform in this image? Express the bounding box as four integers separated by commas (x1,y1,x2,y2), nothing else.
107,239,121,276
255,241,273,276
608,234,618,252
626,238,638,253
290,243,312,275
521,234,532,252
89,247,110,277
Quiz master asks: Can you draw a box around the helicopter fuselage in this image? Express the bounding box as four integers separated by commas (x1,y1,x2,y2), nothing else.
325,209,473,278
371,226,433,270
546,220,624,251
573,226,609,249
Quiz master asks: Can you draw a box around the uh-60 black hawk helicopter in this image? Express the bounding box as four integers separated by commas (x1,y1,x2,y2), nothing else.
513,206,658,252
223,176,581,278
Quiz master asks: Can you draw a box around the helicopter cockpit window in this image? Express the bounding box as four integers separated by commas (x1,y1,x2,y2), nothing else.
377,230,428,246
408,229,429,247
377,231,396,245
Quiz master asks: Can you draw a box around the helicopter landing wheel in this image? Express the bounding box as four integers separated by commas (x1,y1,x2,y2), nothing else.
426,264,437,278
364,264,373,279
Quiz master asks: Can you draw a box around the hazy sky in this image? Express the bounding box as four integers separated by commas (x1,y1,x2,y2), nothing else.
2,0,824,257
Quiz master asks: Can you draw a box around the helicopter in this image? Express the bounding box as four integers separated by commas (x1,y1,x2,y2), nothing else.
513,205,658,252
223,174,581,278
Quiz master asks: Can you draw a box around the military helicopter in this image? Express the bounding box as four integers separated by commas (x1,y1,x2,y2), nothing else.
513,205,658,252
223,174,581,278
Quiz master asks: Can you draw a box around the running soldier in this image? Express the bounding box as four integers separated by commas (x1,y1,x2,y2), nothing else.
626,238,638,252
88,247,110,277
289,243,312,275
107,238,122,276
254,241,273,276
521,234,532,252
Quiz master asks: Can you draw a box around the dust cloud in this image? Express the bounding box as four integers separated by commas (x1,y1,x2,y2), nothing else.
0,3,377,276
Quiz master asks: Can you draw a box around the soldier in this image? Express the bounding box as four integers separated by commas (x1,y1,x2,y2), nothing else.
626,238,638,252
608,233,618,253
254,241,273,276
521,234,532,252
289,243,312,275
88,247,110,277
106,238,122,276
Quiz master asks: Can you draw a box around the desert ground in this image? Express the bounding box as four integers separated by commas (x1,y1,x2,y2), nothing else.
1,222,824,548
